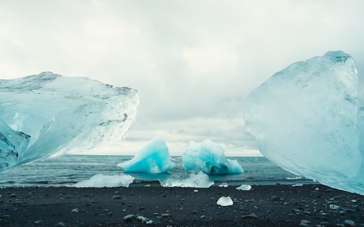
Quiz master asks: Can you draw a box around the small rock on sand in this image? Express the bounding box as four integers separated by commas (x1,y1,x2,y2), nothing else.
343,219,355,226
299,219,311,226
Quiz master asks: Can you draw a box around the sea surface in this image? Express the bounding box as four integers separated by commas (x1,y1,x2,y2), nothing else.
0,155,313,187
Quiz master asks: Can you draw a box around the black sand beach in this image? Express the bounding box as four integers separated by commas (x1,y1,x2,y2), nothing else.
0,184,363,227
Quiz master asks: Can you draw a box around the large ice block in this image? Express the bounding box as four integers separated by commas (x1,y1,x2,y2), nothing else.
244,51,364,194
182,140,243,175
118,139,175,174
0,72,139,170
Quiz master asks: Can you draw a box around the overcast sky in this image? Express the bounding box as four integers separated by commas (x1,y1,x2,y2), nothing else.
1,0,363,154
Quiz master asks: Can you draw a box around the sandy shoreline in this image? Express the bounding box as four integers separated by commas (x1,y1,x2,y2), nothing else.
0,184,363,226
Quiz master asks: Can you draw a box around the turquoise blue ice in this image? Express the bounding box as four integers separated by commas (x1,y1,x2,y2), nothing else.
182,140,243,175
118,139,175,174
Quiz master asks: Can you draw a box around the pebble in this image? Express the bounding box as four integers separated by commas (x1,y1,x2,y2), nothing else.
299,219,311,226
112,195,121,200
161,213,171,218
241,213,258,220
271,196,282,202
71,208,79,213
123,214,135,222
34,220,43,225
55,222,66,227
329,204,340,210
343,219,356,226
137,215,153,225
123,214,153,225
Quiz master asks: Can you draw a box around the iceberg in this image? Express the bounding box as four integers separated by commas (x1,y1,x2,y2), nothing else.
74,174,134,188
0,72,139,170
160,171,214,188
182,140,243,175
244,51,364,194
118,139,175,174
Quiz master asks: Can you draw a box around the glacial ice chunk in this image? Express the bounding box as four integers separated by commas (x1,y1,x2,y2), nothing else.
74,174,134,188
0,120,30,169
118,139,175,174
216,196,233,206
161,171,214,188
236,184,252,191
182,140,243,175
0,72,139,170
244,51,364,194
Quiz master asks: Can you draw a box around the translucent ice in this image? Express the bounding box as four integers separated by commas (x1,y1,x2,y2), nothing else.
161,171,214,188
182,140,243,175
244,51,364,194
74,174,134,188
236,184,252,191
0,72,139,170
118,139,175,174
0,120,30,169
216,196,233,206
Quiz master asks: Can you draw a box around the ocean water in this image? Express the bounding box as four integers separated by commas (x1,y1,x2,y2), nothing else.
0,155,313,187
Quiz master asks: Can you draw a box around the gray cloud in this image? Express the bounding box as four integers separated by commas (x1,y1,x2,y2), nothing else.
0,0,363,153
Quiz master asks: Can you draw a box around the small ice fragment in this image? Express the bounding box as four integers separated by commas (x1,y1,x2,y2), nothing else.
218,183,229,188
73,174,134,188
217,196,233,207
292,183,303,187
118,139,175,174
286,176,303,180
236,184,252,191
193,189,199,193
161,171,214,188
182,140,243,175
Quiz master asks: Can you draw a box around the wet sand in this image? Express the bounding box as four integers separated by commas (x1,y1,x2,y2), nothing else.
0,184,363,226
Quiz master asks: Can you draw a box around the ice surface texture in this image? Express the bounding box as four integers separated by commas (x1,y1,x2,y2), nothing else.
0,72,139,170
216,196,233,206
118,139,175,174
236,184,252,191
182,140,243,175
244,51,364,194
161,171,214,188
74,174,134,188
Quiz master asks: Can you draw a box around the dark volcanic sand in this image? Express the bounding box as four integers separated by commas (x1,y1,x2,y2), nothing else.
0,184,363,227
